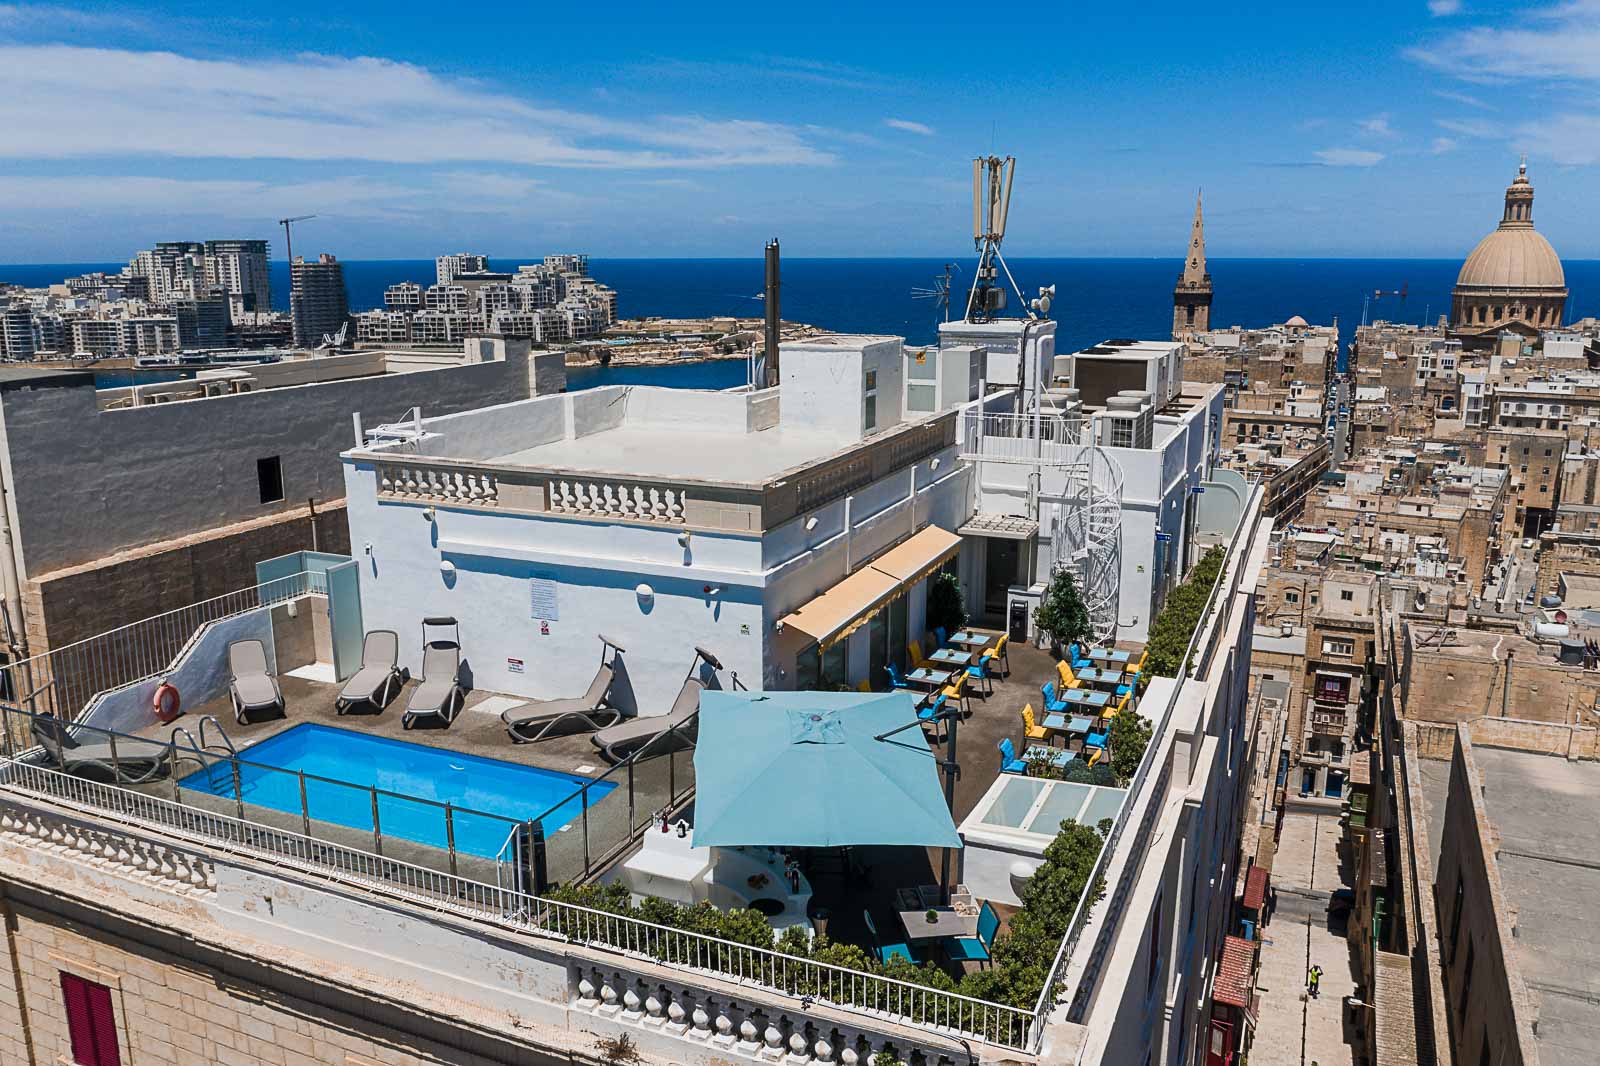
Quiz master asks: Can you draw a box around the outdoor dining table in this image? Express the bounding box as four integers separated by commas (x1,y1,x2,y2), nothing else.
1076,667,1128,689
906,667,953,689
1087,647,1133,666
1041,712,1096,743
898,907,980,943
1062,687,1112,709
947,631,991,650
927,648,972,667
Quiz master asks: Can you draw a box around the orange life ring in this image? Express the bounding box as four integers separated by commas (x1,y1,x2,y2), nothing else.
152,682,181,723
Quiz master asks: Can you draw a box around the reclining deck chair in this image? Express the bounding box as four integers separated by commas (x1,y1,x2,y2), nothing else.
591,646,723,762
502,635,624,742
335,630,403,714
31,714,172,784
228,639,284,725
402,617,464,729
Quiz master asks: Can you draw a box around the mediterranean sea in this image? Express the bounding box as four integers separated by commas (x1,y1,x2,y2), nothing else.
8,257,1600,387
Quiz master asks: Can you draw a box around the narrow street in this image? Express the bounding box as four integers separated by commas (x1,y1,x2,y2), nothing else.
1250,812,1360,1066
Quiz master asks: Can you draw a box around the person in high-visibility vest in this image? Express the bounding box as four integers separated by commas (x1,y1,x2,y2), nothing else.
1307,964,1324,998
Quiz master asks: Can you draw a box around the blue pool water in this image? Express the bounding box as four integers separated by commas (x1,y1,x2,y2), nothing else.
179,723,613,858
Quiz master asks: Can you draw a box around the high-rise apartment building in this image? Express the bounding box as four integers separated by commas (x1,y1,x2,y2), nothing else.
436,252,490,285
290,254,351,348
203,238,272,312
127,241,205,301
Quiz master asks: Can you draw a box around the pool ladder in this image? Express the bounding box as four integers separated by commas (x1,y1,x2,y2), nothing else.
169,716,238,794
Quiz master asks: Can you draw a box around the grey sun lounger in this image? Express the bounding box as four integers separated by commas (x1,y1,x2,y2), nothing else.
228,639,284,725
31,715,172,784
590,676,703,762
502,663,619,743
335,630,403,714
403,618,463,729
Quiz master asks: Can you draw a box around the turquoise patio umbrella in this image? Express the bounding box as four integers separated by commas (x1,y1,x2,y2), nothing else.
691,689,961,849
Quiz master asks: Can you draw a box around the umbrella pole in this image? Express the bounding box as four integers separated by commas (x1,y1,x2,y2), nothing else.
939,700,960,905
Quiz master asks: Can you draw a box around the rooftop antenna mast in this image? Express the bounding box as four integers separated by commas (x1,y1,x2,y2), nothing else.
278,214,316,264
912,262,961,325
964,155,1027,323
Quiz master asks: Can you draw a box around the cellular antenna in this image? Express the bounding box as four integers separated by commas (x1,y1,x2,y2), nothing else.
964,155,1027,323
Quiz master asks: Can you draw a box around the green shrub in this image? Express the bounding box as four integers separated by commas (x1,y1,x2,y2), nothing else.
1142,547,1226,680
1033,567,1091,651
926,570,968,635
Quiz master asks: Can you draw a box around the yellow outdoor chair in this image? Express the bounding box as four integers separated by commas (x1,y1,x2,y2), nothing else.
909,640,926,668
1021,703,1049,743
857,680,873,693
1056,660,1075,688
992,634,1010,675
1086,745,1104,766
941,673,968,716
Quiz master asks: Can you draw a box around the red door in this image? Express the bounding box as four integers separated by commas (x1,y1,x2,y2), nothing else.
1206,1017,1235,1066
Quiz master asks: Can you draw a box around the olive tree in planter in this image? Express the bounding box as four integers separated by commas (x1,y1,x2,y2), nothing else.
1033,566,1091,655
926,570,967,635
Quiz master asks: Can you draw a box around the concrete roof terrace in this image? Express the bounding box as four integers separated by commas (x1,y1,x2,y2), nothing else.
495,422,854,483
1470,746,1600,1066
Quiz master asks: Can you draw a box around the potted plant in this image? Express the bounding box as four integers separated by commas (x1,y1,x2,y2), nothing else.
1033,566,1091,657
924,908,939,924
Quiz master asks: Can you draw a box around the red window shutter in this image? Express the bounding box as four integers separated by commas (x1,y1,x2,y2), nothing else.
86,980,121,1066
58,971,120,1066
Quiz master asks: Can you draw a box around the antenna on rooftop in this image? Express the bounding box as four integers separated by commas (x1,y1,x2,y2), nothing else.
911,262,961,325
964,155,1029,323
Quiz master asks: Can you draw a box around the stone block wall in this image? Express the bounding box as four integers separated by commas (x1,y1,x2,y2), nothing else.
21,503,350,658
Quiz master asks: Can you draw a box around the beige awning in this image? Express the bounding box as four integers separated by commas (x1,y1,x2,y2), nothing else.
778,526,963,650
780,567,902,649
867,525,963,586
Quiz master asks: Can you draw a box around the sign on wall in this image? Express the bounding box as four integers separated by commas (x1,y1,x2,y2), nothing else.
530,573,559,621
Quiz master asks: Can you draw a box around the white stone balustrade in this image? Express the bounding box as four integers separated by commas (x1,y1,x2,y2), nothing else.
377,462,500,506
0,802,216,894
566,964,975,1066
546,478,686,524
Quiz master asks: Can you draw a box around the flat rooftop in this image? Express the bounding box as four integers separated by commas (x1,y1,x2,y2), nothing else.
1472,746,1600,1066
495,423,853,483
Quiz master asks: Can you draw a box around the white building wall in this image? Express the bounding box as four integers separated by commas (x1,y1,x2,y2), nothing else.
344,440,972,713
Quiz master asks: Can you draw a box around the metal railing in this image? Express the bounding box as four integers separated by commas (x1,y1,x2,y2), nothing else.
0,751,1035,1050
0,705,525,878
506,714,700,886
0,570,327,728
1037,486,1265,1037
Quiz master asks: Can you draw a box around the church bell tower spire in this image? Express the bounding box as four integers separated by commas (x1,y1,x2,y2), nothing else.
1173,190,1213,342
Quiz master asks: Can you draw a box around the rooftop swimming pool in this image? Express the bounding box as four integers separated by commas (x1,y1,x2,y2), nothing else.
179,723,614,859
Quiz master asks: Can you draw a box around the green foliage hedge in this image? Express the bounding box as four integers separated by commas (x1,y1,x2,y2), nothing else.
1141,547,1227,680
544,819,1109,1023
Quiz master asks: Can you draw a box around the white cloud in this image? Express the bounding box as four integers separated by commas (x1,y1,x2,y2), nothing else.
1436,117,1498,138
0,171,581,220
1431,136,1459,153
884,118,935,136
1315,148,1385,167
1359,113,1397,137
0,44,835,168
1409,0,1600,80
1428,0,1462,15
1432,88,1491,109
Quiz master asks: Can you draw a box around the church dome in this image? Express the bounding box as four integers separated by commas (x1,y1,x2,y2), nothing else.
1284,314,1309,328
1451,162,1567,335
1455,227,1565,291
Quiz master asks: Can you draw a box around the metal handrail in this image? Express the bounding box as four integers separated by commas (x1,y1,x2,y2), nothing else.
1027,486,1264,1042
0,756,1035,1050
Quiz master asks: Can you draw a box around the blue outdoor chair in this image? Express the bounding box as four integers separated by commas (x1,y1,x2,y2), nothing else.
934,626,949,649
919,694,947,741
997,738,1028,774
965,656,994,698
884,663,909,690
945,901,1000,966
1086,729,1109,749
863,909,914,965
1041,681,1068,715
1115,683,1132,698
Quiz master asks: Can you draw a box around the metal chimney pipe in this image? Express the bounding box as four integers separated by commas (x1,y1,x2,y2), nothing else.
764,238,781,386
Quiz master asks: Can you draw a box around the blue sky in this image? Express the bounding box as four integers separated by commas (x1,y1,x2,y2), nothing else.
2,0,1599,261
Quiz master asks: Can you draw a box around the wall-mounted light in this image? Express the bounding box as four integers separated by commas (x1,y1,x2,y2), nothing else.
439,559,456,576
422,506,436,522
804,516,819,531
636,583,655,609
703,585,723,597
930,457,942,471
677,531,692,548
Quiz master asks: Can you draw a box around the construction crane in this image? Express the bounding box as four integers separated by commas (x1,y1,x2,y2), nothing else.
278,214,316,265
